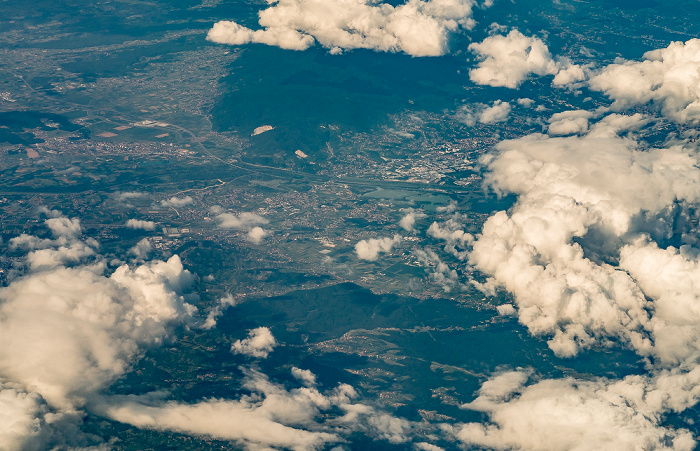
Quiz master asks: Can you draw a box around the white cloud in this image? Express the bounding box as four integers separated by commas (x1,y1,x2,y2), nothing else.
619,241,700,365
9,216,96,271
0,383,49,451
470,132,700,358
457,370,697,451
355,235,401,261
587,113,650,138
0,254,196,410
247,226,269,244
399,208,427,232
469,30,584,88
90,368,412,450
516,98,534,108
415,443,445,451
90,369,355,450
0,217,197,448
125,219,156,231
0,217,421,450
457,101,511,126
202,293,239,330
551,59,587,86
496,304,516,316
231,327,277,358
478,100,511,124
161,196,193,208
589,38,700,124
365,413,411,444
459,92,700,448
45,217,82,239
414,248,460,292
468,30,559,88
115,192,145,201
427,212,473,260
436,201,457,213
0,382,94,451
291,367,317,387
129,238,152,259
215,212,270,243
216,211,268,230
546,109,593,136
207,0,476,57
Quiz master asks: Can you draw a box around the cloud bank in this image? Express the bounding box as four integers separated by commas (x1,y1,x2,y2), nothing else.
470,130,700,359
91,368,352,450
457,370,698,450
92,367,414,450
460,110,700,448
0,215,418,450
0,215,196,449
589,38,700,124
207,0,476,57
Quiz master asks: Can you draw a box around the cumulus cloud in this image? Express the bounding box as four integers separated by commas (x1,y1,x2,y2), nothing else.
291,367,317,386
161,196,193,208
436,201,457,213
478,100,511,124
551,59,587,86
45,217,82,238
470,132,700,359
202,293,239,330
0,254,196,410
0,383,51,451
364,412,411,444
427,212,473,260
589,38,700,124
456,370,698,451
247,226,269,244
496,304,516,316
587,112,650,138
399,208,427,232
10,216,96,271
517,97,534,108
115,192,145,201
125,219,156,231
414,248,461,292
0,216,420,450
91,368,354,450
458,94,700,448
216,211,268,229
468,30,584,88
215,212,270,243
207,0,476,57
231,327,278,358
619,241,700,365
0,381,100,451
0,216,197,448
355,235,401,261
129,238,152,259
456,101,511,126
91,367,415,450
546,109,593,136
468,30,557,88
